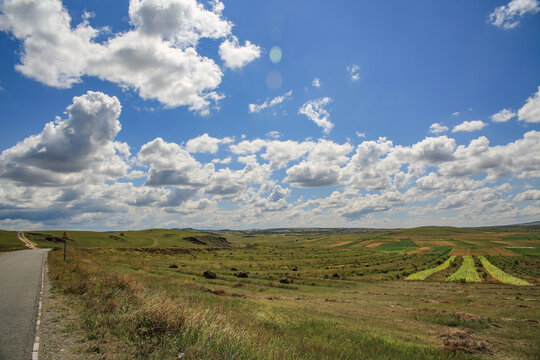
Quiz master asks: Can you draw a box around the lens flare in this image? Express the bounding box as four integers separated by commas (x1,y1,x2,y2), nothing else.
269,46,282,63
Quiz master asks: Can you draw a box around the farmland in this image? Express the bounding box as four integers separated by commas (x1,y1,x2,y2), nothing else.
2,225,539,359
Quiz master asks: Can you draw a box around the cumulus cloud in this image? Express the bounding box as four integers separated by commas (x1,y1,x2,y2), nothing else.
489,0,539,29
0,91,128,186
517,86,540,123
347,64,360,81
491,108,517,122
0,0,259,114
248,90,292,113
339,191,403,220
514,189,540,201
452,120,487,132
298,97,334,134
284,140,352,187
429,123,449,134
439,131,540,180
312,77,321,88
139,137,214,186
185,133,233,153
219,36,261,69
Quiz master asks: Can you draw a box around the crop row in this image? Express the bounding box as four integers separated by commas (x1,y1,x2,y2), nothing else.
478,256,532,286
405,256,456,280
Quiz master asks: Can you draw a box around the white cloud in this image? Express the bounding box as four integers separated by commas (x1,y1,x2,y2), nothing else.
312,77,321,88
489,0,540,29
514,189,540,201
439,131,540,180
452,112,460,117
211,156,232,165
0,0,259,114
185,133,233,153
248,90,292,113
356,131,366,138
284,140,352,187
517,86,540,123
0,91,128,186
229,139,267,155
298,97,334,134
452,120,487,132
2,89,539,229
138,137,214,187
265,131,281,139
429,122,449,134
491,108,517,122
219,36,261,69
347,64,360,81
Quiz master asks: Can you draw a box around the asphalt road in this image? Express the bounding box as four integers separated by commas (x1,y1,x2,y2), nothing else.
0,249,49,360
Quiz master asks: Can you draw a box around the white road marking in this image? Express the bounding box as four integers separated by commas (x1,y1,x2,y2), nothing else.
32,257,46,360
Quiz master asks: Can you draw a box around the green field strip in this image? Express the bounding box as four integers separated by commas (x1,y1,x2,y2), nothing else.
446,256,482,282
405,256,456,280
478,256,532,286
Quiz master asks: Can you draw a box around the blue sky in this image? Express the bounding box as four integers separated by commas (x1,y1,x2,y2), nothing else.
0,0,539,230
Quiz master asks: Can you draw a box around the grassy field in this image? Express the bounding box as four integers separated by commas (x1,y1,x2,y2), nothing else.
1,226,538,358
46,244,539,359
22,229,228,249
0,230,26,252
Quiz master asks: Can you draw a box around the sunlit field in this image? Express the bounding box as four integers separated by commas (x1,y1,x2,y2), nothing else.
29,226,538,359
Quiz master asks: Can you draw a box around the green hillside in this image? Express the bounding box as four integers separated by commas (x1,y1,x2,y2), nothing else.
23,229,230,249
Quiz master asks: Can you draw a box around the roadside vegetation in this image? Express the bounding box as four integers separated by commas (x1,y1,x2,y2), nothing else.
447,256,482,283
406,256,456,280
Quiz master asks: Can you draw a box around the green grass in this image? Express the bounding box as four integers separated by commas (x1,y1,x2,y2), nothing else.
478,256,532,286
414,312,491,330
0,230,26,252
49,249,485,360
24,229,218,248
406,256,456,280
447,256,482,283
377,238,418,253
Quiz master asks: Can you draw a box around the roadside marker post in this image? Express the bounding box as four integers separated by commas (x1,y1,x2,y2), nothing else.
62,231,68,262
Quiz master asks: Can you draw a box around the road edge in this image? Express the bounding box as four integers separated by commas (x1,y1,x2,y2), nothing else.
32,251,47,360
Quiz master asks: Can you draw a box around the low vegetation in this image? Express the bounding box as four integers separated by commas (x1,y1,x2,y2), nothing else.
478,256,532,286
1,226,538,358
0,230,26,252
447,256,482,283
406,256,456,280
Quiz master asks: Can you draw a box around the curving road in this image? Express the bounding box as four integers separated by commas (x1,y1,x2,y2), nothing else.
0,248,49,360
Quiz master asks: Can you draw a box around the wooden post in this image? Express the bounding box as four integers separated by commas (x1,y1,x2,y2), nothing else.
62,231,68,262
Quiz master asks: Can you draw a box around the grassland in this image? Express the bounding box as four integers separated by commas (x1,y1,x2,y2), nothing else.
478,256,532,286
0,230,26,252
23,229,227,249
1,225,539,358
46,243,539,359
406,256,456,280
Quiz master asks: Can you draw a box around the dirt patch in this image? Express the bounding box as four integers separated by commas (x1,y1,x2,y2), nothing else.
365,242,383,248
327,241,353,248
407,247,432,255
438,329,492,355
